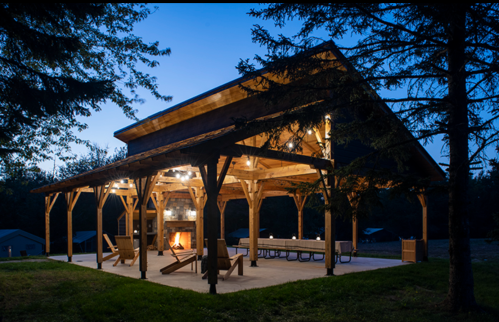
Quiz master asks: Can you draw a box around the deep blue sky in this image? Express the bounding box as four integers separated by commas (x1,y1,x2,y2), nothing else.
41,3,454,172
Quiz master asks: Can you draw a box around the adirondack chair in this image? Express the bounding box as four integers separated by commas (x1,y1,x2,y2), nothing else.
202,239,243,281
113,236,139,267
160,243,197,274
103,234,119,262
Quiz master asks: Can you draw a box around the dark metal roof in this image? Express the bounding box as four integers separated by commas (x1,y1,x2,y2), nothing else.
0,229,45,245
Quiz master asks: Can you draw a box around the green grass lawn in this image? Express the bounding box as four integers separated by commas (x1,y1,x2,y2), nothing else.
0,257,497,322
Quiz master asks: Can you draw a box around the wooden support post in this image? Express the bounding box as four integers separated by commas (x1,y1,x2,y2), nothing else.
134,173,160,279
189,187,206,258
347,192,360,255
130,198,138,239
94,182,114,269
119,195,129,237
152,191,170,255
417,193,428,261
352,217,358,255
195,152,229,294
292,193,307,239
119,194,136,239
324,173,335,275
240,179,264,267
218,200,227,240
323,114,336,275
64,188,82,263
44,193,59,256
205,155,220,294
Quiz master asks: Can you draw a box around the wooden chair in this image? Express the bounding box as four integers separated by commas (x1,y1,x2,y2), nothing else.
113,236,139,267
160,243,197,274
103,234,119,262
202,239,243,281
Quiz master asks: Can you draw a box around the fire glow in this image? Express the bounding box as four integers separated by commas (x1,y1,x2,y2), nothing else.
172,232,184,250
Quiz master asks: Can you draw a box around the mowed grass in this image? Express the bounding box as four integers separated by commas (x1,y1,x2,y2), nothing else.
0,258,497,322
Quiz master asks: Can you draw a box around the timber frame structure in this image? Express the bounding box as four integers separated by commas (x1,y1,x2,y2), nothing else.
32,42,444,294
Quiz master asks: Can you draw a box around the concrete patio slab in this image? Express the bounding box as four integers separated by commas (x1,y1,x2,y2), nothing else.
50,248,409,294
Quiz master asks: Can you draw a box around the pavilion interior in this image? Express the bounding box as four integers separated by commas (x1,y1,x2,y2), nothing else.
32,43,444,293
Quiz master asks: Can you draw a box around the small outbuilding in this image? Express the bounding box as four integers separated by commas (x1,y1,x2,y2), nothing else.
0,229,45,257
54,231,113,253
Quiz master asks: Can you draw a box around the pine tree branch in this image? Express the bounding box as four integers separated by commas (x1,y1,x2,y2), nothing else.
353,4,448,47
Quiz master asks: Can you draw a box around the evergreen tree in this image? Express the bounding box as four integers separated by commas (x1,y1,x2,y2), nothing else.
236,3,499,311
0,4,171,171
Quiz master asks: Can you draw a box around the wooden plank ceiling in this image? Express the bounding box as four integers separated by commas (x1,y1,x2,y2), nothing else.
31,120,336,200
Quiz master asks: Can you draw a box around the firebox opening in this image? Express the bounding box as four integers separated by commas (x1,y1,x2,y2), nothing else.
168,232,191,250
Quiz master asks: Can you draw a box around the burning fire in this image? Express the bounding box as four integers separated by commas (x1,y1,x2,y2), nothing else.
173,232,181,247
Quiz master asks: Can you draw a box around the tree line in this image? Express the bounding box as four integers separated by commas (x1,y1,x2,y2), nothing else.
2,146,497,252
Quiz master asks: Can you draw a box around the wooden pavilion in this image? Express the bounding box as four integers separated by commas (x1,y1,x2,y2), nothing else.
31,43,445,294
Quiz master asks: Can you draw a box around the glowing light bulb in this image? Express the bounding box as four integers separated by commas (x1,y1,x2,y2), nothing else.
246,159,251,166
176,173,180,179
288,142,294,149
307,129,312,135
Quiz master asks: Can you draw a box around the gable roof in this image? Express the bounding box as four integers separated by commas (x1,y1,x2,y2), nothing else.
0,229,45,245
113,41,444,179
31,42,444,196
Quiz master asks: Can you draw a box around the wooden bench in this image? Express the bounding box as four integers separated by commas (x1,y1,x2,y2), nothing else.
235,238,355,263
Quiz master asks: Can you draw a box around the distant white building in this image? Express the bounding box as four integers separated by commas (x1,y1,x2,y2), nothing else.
0,229,45,257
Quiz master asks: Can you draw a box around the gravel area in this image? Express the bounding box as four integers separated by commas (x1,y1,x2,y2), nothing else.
357,238,499,262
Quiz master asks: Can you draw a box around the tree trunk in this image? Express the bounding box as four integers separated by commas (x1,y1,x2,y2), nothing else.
445,5,477,311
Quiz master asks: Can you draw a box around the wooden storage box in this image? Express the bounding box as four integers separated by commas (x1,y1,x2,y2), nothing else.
401,239,424,263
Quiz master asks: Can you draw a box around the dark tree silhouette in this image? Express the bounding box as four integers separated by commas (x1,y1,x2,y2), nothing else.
236,3,499,311
0,4,171,172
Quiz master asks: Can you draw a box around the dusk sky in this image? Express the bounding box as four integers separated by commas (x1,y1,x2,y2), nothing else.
41,3,453,171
